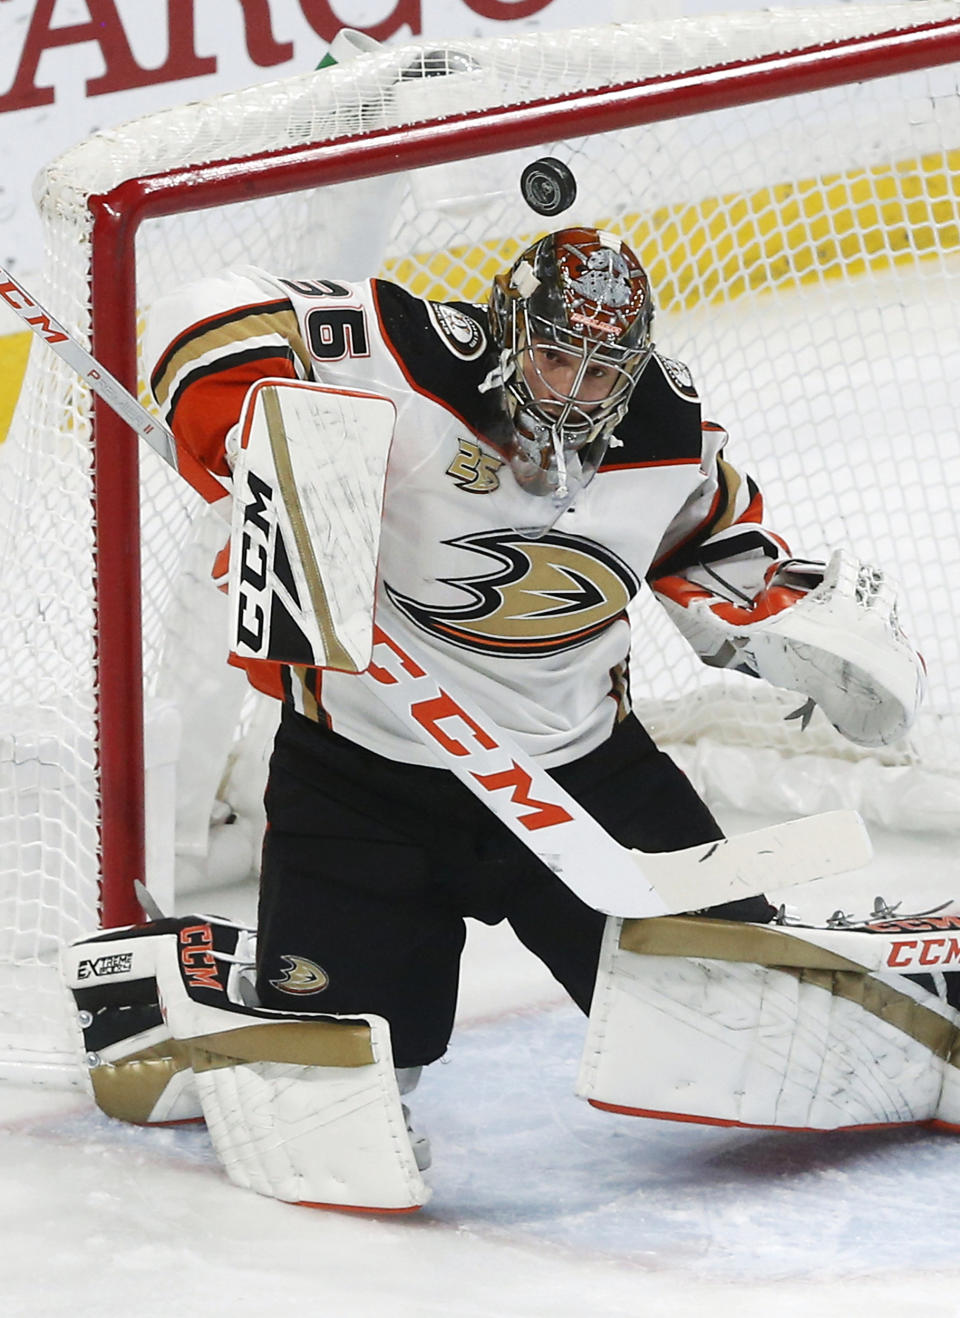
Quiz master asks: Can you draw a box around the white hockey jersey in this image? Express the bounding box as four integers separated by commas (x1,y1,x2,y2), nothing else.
145,267,790,768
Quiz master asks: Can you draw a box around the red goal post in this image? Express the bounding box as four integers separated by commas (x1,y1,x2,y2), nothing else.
3,4,960,1076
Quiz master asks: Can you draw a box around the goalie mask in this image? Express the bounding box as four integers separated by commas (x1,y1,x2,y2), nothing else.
488,227,654,518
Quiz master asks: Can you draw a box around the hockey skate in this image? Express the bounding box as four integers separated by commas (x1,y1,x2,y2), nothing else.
397,1067,432,1172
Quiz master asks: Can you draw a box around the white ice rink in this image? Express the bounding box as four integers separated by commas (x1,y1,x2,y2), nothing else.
3,806,959,1318
4,53,960,1314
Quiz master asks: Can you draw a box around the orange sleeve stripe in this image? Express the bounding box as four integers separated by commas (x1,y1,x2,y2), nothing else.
599,457,701,473
649,574,712,605
174,442,230,506
150,298,303,403
227,652,289,701
739,485,765,525
170,354,299,480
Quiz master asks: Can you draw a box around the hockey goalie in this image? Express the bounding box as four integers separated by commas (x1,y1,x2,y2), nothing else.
58,222,935,1211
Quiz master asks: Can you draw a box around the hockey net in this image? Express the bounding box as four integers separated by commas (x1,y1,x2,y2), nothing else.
2,3,960,1077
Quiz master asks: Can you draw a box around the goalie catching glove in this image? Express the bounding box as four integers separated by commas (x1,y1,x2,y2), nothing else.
653,547,925,747
61,916,429,1212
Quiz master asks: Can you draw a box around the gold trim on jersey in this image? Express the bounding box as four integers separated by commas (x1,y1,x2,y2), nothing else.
609,659,632,722
702,457,743,538
292,664,321,722
151,306,309,407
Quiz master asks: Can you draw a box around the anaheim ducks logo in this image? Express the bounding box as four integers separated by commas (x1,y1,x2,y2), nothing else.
269,955,330,995
385,530,639,657
426,301,486,360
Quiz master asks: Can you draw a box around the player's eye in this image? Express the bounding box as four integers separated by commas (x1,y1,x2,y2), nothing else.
537,347,566,366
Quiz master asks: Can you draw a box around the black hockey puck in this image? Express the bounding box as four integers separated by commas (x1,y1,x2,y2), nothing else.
520,158,577,217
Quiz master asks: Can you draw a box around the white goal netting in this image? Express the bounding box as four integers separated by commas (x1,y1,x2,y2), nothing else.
2,4,960,1077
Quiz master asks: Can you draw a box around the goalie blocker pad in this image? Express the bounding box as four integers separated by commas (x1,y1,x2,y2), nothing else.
578,913,960,1132
61,917,428,1213
228,378,395,673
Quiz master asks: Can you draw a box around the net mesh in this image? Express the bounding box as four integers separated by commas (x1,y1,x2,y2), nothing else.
2,4,960,1074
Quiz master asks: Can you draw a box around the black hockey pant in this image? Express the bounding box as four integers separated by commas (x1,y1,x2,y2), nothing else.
255,707,773,1068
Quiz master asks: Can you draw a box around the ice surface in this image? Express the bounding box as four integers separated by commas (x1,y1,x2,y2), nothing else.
3,809,959,1318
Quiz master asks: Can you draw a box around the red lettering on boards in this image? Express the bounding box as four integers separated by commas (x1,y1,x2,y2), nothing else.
465,0,554,18
297,0,422,43
0,0,216,113
237,0,294,67
0,0,566,113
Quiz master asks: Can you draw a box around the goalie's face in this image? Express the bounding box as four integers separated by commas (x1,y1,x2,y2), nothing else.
508,337,627,495
489,226,654,514
521,339,622,409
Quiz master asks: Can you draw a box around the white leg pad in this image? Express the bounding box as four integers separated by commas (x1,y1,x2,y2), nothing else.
61,924,205,1124
578,915,960,1131
189,1026,427,1211
154,943,428,1211
935,1063,960,1131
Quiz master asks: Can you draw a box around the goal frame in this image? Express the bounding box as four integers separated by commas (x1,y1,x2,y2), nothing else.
86,15,960,929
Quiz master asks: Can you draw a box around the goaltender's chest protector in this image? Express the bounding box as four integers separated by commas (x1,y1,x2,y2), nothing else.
281,276,706,665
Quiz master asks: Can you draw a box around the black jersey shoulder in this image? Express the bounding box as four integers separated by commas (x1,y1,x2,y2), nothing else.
372,280,507,436
600,350,703,469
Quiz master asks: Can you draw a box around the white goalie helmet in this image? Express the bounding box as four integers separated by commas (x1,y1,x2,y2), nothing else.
488,226,655,507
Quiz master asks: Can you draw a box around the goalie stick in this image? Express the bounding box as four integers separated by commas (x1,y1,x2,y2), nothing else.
0,264,178,472
3,264,872,917
358,625,871,915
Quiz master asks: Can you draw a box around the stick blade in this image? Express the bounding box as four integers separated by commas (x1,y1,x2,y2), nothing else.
640,810,872,915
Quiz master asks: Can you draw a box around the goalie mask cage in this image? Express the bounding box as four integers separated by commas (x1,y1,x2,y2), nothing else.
2,3,960,1078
